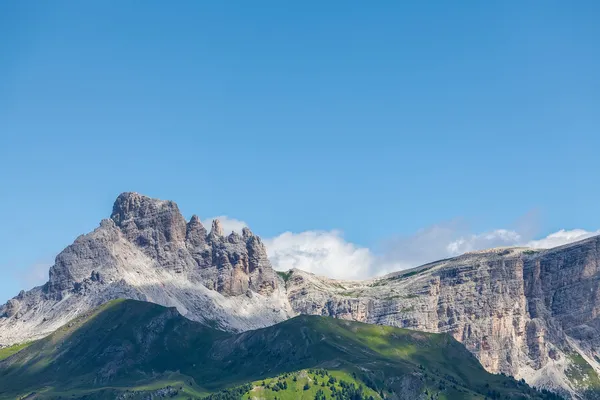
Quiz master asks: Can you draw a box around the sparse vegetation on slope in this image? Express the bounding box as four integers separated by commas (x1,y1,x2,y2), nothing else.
0,341,32,361
276,270,292,283
565,352,600,399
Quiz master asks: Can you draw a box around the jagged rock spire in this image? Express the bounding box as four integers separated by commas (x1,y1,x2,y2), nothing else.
186,215,207,247
210,219,224,237
242,227,254,239
0,192,282,346
228,231,242,243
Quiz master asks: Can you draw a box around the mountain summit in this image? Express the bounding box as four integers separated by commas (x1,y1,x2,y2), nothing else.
1,192,292,346
109,192,277,295
2,193,600,398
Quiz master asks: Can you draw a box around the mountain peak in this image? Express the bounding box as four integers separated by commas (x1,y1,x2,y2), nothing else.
0,192,285,346
111,192,175,225
210,219,224,237
110,191,187,247
186,214,207,247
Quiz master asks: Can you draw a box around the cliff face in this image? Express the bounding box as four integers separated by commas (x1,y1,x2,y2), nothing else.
2,192,600,398
285,240,600,398
286,250,530,374
109,192,278,296
0,192,291,345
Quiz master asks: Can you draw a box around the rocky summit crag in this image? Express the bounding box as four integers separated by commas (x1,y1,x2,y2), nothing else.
1,192,600,398
0,192,292,346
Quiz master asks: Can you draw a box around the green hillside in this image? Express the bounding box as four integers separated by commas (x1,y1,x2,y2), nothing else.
0,299,560,400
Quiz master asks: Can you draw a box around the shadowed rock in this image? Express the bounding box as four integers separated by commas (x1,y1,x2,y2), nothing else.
0,192,286,348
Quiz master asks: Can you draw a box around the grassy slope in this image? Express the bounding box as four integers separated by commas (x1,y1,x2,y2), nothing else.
0,299,556,400
0,342,32,361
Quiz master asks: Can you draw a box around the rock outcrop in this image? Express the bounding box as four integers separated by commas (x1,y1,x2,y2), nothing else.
0,192,291,346
284,240,600,398
2,192,600,398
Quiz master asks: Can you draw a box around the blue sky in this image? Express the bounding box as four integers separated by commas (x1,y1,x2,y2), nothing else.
1,1,599,302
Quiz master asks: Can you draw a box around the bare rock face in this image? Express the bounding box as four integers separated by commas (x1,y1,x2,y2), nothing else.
2,192,600,398
186,215,207,247
210,219,224,238
107,192,278,297
1,299,21,319
111,192,190,273
0,193,291,346
194,222,277,297
284,241,600,398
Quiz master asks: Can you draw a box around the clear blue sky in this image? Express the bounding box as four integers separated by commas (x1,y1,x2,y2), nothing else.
1,1,599,300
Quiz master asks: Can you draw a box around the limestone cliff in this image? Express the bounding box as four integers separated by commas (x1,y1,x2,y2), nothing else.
2,192,600,398
0,192,291,345
285,240,600,398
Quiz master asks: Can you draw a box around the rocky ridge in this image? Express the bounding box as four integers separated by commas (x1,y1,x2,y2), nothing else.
1,192,600,398
285,240,600,398
0,192,292,345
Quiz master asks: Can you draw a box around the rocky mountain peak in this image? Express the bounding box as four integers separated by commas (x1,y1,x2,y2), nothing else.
186,215,207,247
227,231,242,243
112,192,172,222
8,191,600,397
110,192,187,244
210,219,224,238
242,227,254,239
0,192,286,346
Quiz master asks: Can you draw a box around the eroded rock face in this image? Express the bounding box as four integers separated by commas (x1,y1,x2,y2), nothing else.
0,192,290,346
2,192,600,398
284,240,600,398
106,192,278,296
111,193,189,272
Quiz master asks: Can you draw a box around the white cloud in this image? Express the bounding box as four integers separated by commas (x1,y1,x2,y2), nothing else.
202,216,247,235
16,263,51,289
9,218,600,295
446,229,522,255
196,216,600,280
265,230,374,280
527,229,600,249
263,225,600,280
378,223,523,272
